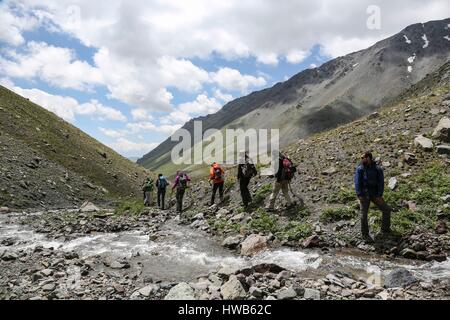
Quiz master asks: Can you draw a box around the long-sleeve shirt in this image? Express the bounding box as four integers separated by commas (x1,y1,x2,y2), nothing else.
354,163,385,198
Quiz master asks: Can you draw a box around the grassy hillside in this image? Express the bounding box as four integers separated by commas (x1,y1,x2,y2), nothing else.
0,86,151,209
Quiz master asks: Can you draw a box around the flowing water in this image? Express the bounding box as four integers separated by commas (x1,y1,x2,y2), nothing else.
1,213,449,285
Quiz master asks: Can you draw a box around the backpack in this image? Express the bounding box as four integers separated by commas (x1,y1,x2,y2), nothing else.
242,162,257,178
214,167,223,180
178,174,188,189
158,177,168,190
143,178,153,191
281,158,296,181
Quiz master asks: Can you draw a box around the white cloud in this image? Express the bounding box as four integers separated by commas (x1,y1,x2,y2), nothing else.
178,93,222,115
256,52,279,66
2,79,126,123
108,138,159,154
0,2,40,46
213,89,233,103
286,50,310,64
99,127,127,138
0,42,103,91
131,108,153,121
210,68,267,93
126,122,182,136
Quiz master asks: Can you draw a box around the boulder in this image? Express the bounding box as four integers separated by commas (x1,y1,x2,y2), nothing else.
403,153,417,166
436,220,448,234
432,117,450,142
321,167,337,176
221,235,243,249
414,135,433,151
249,286,264,299
436,145,450,155
79,201,100,213
138,284,159,297
388,177,398,191
240,234,268,256
302,235,320,248
164,283,195,300
0,207,10,214
384,268,417,288
220,275,246,300
303,288,321,300
400,248,417,259
276,286,297,300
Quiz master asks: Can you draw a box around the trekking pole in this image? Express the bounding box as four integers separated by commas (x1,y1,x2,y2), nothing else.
288,181,305,207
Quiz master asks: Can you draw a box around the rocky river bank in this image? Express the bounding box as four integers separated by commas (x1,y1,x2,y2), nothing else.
0,205,449,300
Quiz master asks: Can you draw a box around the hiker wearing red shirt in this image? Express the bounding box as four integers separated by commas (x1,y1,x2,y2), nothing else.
209,162,225,205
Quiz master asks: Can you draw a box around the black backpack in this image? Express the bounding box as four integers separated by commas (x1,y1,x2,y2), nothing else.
242,162,257,178
178,174,188,189
214,168,222,180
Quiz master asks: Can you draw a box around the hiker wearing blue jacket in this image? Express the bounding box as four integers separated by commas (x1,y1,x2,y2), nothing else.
354,151,392,243
155,174,170,210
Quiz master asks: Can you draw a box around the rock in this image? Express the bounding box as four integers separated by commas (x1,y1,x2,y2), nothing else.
441,195,450,203
113,283,125,294
42,283,56,292
400,248,417,259
249,286,264,299
414,135,433,151
436,145,450,155
276,286,297,300
302,235,320,248
165,283,195,300
218,265,240,278
377,291,390,300
192,213,204,220
384,268,418,288
436,220,448,234
240,234,268,256
368,112,380,119
0,207,10,214
403,153,417,166
432,117,450,142
217,208,229,216
1,251,18,261
221,235,243,249
79,201,100,212
388,177,398,190
303,288,321,300
220,275,246,300
231,213,245,222
138,284,158,297
40,269,54,277
104,259,130,269
321,167,337,176
341,289,353,298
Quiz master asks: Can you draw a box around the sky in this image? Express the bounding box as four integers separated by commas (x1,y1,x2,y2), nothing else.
0,0,449,158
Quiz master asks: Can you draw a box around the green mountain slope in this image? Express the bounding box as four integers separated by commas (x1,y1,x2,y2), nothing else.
0,85,151,209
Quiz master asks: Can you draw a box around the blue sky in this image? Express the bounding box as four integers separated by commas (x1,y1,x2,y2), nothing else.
1,0,449,158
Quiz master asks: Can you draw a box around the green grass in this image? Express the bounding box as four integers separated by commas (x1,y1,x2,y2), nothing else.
320,206,357,223
253,183,273,206
278,221,312,241
248,209,279,234
114,200,147,216
327,186,357,204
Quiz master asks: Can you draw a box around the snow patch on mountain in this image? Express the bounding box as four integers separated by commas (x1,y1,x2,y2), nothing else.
422,34,429,48
403,35,412,44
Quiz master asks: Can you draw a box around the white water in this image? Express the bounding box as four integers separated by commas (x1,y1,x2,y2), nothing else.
1,214,449,283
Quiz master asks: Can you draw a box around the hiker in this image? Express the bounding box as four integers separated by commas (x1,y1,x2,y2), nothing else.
155,174,170,210
237,151,257,209
209,162,225,205
265,153,297,212
142,176,154,207
172,171,190,213
354,151,392,243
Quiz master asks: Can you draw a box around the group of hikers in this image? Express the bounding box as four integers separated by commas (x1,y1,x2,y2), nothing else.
142,150,392,242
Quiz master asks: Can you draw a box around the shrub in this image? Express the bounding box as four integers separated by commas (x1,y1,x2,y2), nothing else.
249,209,278,234
253,183,273,206
320,206,356,223
279,222,312,241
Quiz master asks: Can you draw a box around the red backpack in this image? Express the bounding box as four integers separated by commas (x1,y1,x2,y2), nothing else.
281,158,296,181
